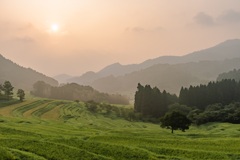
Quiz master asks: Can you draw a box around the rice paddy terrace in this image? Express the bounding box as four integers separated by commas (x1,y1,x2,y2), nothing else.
0,99,240,159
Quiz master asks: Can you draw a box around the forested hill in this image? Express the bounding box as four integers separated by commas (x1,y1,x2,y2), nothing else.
0,54,58,90
217,69,240,82
31,81,129,104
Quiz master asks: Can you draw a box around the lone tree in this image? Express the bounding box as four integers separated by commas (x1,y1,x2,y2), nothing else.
17,89,25,101
160,111,191,134
2,81,14,100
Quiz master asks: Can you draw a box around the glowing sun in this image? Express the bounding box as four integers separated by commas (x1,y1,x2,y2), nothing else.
51,24,59,32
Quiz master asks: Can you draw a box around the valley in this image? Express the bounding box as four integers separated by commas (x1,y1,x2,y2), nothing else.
1,1,240,159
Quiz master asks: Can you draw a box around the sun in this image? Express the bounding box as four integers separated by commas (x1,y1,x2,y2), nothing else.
51,24,59,32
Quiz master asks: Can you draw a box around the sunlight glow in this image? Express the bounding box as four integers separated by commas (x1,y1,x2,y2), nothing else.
51,24,59,32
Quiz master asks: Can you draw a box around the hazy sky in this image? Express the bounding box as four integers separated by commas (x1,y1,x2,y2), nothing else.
0,0,240,76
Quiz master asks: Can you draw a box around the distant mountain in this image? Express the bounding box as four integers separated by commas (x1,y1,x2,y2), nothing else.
99,39,240,76
54,74,73,84
0,54,58,90
91,58,240,95
67,71,100,85
68,39,240,85
181,39,240,62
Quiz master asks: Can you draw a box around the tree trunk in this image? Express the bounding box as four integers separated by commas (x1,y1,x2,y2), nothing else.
171,128,173,134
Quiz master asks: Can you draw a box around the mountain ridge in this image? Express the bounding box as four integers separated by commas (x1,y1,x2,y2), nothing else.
0,54,58,90
91,58,240,96
60,39,240,86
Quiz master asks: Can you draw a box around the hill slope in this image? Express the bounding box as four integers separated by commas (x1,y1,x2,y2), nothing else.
68,39,240,85
0,54,58,90
92,58,240,95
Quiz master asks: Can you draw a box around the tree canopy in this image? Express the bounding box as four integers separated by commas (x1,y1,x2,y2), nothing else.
0,81,25,102
2,81,14,100
160,111,191,133
17,89,25,102
179,79,240,110
191,103,240,125
134,83,178,118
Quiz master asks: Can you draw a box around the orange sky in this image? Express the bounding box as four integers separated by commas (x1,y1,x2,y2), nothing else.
0,0,240,76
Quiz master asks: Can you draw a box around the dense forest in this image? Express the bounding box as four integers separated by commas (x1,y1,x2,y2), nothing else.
31,81,129,104
179,79,240,109
134,83,178,118
134,79,240,125
190,103,240,125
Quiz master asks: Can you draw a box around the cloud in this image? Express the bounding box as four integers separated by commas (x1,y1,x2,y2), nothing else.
194,12,215,26
14,36,35,43
153,26,164,31
0,21,34,36
125,27,146,33
125,26,164,33
132,27,145,32
193,10,240,27
17,23,35,31
217,10,240,23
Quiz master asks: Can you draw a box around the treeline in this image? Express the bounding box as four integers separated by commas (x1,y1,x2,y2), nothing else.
85,101,134,121
190,103,240,125
179,79,240,109
134,79,240,125
134,83,178,118
31,81,129,105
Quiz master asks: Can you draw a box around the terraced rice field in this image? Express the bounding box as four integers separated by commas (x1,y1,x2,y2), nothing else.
0,99,240,159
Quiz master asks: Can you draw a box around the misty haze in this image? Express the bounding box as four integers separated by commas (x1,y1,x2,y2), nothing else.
1,1,240,159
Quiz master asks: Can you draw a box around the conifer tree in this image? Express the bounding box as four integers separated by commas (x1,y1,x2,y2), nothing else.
134,83,177,118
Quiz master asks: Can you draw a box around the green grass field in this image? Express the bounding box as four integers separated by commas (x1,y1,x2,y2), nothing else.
0,99,239,159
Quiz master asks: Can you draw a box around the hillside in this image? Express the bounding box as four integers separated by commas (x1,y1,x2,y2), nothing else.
0,54,58,90
67,39,240,85
0,99,239,159
67,71,101,86
31,81,129,104
92,58,240,95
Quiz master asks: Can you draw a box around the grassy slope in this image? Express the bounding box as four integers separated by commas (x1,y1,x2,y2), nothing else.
0,99,239,159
